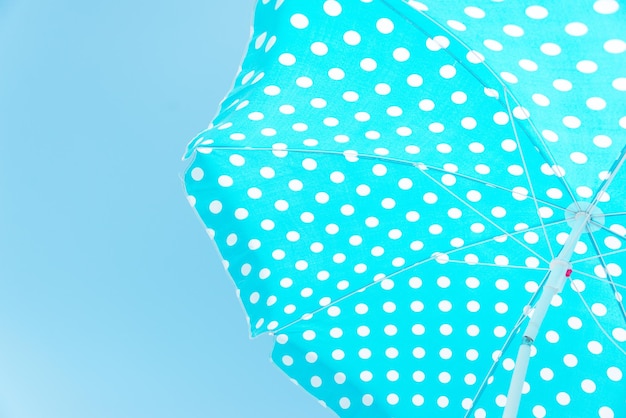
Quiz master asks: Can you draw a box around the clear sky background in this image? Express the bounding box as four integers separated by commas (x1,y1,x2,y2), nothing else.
0,1,335,417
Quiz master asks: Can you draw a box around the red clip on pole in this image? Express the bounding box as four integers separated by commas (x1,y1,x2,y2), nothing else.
566,269,573,277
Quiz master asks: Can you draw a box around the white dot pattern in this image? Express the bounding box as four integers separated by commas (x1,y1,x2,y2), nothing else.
185,0,626,417
416,0,626,203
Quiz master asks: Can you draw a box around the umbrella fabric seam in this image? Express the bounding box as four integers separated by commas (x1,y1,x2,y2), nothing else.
192,145,572,213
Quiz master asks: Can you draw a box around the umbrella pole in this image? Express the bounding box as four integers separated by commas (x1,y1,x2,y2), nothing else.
502,212,590,418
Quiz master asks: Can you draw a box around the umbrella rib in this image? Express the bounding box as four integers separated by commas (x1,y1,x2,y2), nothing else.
589,146,626,210
570,269,626,290
416,166,551,264
464,230,626,418
570,279,626,356
420,164,569,213
270,254,439,335
445,260,548,271
587,219,626,241
572,217,626,263
583,229,626,322
193,144,443,170
502,89,557,259
570,220,626,262
271,229,552,336
441,219,567,270
198,145,569,211
501,93,580,215
603,212,626,217
464,271,551,418
573,247,626,265
463,320,523,418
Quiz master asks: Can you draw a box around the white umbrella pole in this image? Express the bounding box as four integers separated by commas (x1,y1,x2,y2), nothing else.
502,212,590,418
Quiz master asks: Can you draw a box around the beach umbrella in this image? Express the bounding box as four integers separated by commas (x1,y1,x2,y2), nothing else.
183,0,626,416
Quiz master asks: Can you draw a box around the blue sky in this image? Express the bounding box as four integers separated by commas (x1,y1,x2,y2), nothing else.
0,1,334,417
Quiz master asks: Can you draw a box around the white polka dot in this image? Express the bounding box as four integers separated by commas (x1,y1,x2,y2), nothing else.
218,175,233,187
264,36,276,52
503,24,524,37
360,58,377,71
437,396,450,408
439,65,456,79
513,106,530,119
555,392,570,406
493,111,509,125
604,39,626,54
191,167,204,181
376,18,394,34
587,97,607,110
614,328,626,342
613,77,626,91
577,60,598,73
532,93,550,106
406,0,428,11
581,379,596,393
327,68,345,81
278,53,296,66
467,50,485,63
595,0,619,13
254,32,267,50
563,116,581,128
343,30,361,46
464,6,486,18
427,36,451,51
407,74,423,87
447,20,466,31
599,407,615,418
339,397,350,409
519,59,538,71
484,39,503,51
553,79,573,91
607,367,623,381
541,42,561,56
290,13,309,29
592,303,608,316
323,0,342,16
264,85,281,96
310,42,328,56
533,405,546,418
563,354,578,367
393,47,411,62
375,83,391,95
462,117,478,130
570,151,588,164
525,5,548,19
565,22,588,36
540,367,554,380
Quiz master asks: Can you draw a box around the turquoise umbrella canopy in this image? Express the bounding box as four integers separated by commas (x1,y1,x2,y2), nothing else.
184,0,626,416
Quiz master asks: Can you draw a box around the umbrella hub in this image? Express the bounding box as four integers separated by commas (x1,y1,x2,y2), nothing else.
565,201,605,232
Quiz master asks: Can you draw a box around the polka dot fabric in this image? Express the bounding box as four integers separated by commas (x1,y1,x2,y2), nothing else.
400,0,626,208
184,0,626,417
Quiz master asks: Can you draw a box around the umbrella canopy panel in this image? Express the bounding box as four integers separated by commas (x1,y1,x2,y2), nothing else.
184,0,626,417
406,0,626,203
